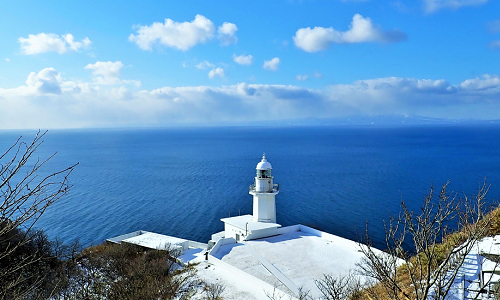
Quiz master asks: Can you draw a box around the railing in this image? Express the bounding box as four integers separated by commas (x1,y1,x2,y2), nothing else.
249,183,279,193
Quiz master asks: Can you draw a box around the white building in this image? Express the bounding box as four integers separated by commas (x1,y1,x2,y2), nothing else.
217,154,282,242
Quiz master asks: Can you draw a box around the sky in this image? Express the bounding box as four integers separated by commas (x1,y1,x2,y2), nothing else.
0,0,500,129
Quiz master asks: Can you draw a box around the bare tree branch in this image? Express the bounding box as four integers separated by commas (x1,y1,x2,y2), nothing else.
0,131,78,299
358,181,495,300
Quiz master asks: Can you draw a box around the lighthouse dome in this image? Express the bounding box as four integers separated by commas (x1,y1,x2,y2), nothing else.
256,154,272,170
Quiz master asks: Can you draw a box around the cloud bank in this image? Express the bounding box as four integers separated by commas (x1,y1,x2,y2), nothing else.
293,14,407,52
2,68,500,129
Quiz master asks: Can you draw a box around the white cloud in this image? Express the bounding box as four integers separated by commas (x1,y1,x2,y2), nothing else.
84,61,140,86
25,68,63,94
5,58,10,62
85,61,123,78
208,68,225,78
294,27,339,52
196,61,215,69
3,69,500,129
422,0,489,13
129,14,215,51
233,54,253,65
293,14,407,52
487,20,500,34
459,74,500,90
296,75,309,81
263,57,280,71
314,71,323,78
489,40,500,50
64,34,91,51
217,22,238,46
19,33,91,55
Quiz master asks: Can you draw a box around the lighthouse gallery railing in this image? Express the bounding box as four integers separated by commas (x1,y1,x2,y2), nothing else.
249,183,279,193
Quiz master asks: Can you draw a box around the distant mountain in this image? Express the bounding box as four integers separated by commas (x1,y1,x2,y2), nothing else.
224,114,500,127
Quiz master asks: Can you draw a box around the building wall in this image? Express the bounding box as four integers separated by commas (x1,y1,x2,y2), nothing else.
224,223,247,241
246,227,279,240
255,177,273,192
252,193,276,223
209,237,237,256
224,223,279,241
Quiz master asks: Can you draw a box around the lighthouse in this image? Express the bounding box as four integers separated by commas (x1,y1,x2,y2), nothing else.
250,154,279,223
218,154,282,242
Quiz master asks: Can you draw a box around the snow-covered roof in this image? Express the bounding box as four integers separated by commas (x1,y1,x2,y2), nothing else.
256,154,272,170
122,232,187,250
221,215,281,231
204,225,376,299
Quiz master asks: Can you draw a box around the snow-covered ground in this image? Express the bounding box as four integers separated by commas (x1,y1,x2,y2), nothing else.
199,227,373,299
193,259,292,300
110,226,381,300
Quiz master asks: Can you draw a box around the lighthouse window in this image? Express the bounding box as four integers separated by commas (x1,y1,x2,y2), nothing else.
257,169,272,178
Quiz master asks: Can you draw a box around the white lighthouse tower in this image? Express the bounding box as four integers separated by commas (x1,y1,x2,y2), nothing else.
218,154,281,242
250,154,279,223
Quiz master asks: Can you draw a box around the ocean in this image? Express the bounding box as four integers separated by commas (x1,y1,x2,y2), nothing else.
1,125,500,251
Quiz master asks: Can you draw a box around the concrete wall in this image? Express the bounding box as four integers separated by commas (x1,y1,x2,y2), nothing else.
224,223,281,241
246,227,279,240
188,240,208,250
211,231,225,242
252,193,276,223
209,237,236,256
224,224,245,240
106,230,144,244
276,225,301,235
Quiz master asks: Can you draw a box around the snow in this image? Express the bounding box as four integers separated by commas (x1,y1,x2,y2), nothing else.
122,232,187,250
109,226,384,300
193,259,292,300
178,248,205,263
204,228,371,299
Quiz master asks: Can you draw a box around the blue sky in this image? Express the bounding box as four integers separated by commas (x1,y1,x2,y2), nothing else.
1,0,499,128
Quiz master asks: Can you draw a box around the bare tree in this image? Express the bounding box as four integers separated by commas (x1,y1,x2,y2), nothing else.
204,282,226,300
314,272,364,300
265,285,312,300
0,131,77,299
358,182,496,300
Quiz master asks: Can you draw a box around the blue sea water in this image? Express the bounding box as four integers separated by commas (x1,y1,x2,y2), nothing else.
1,125,500,251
